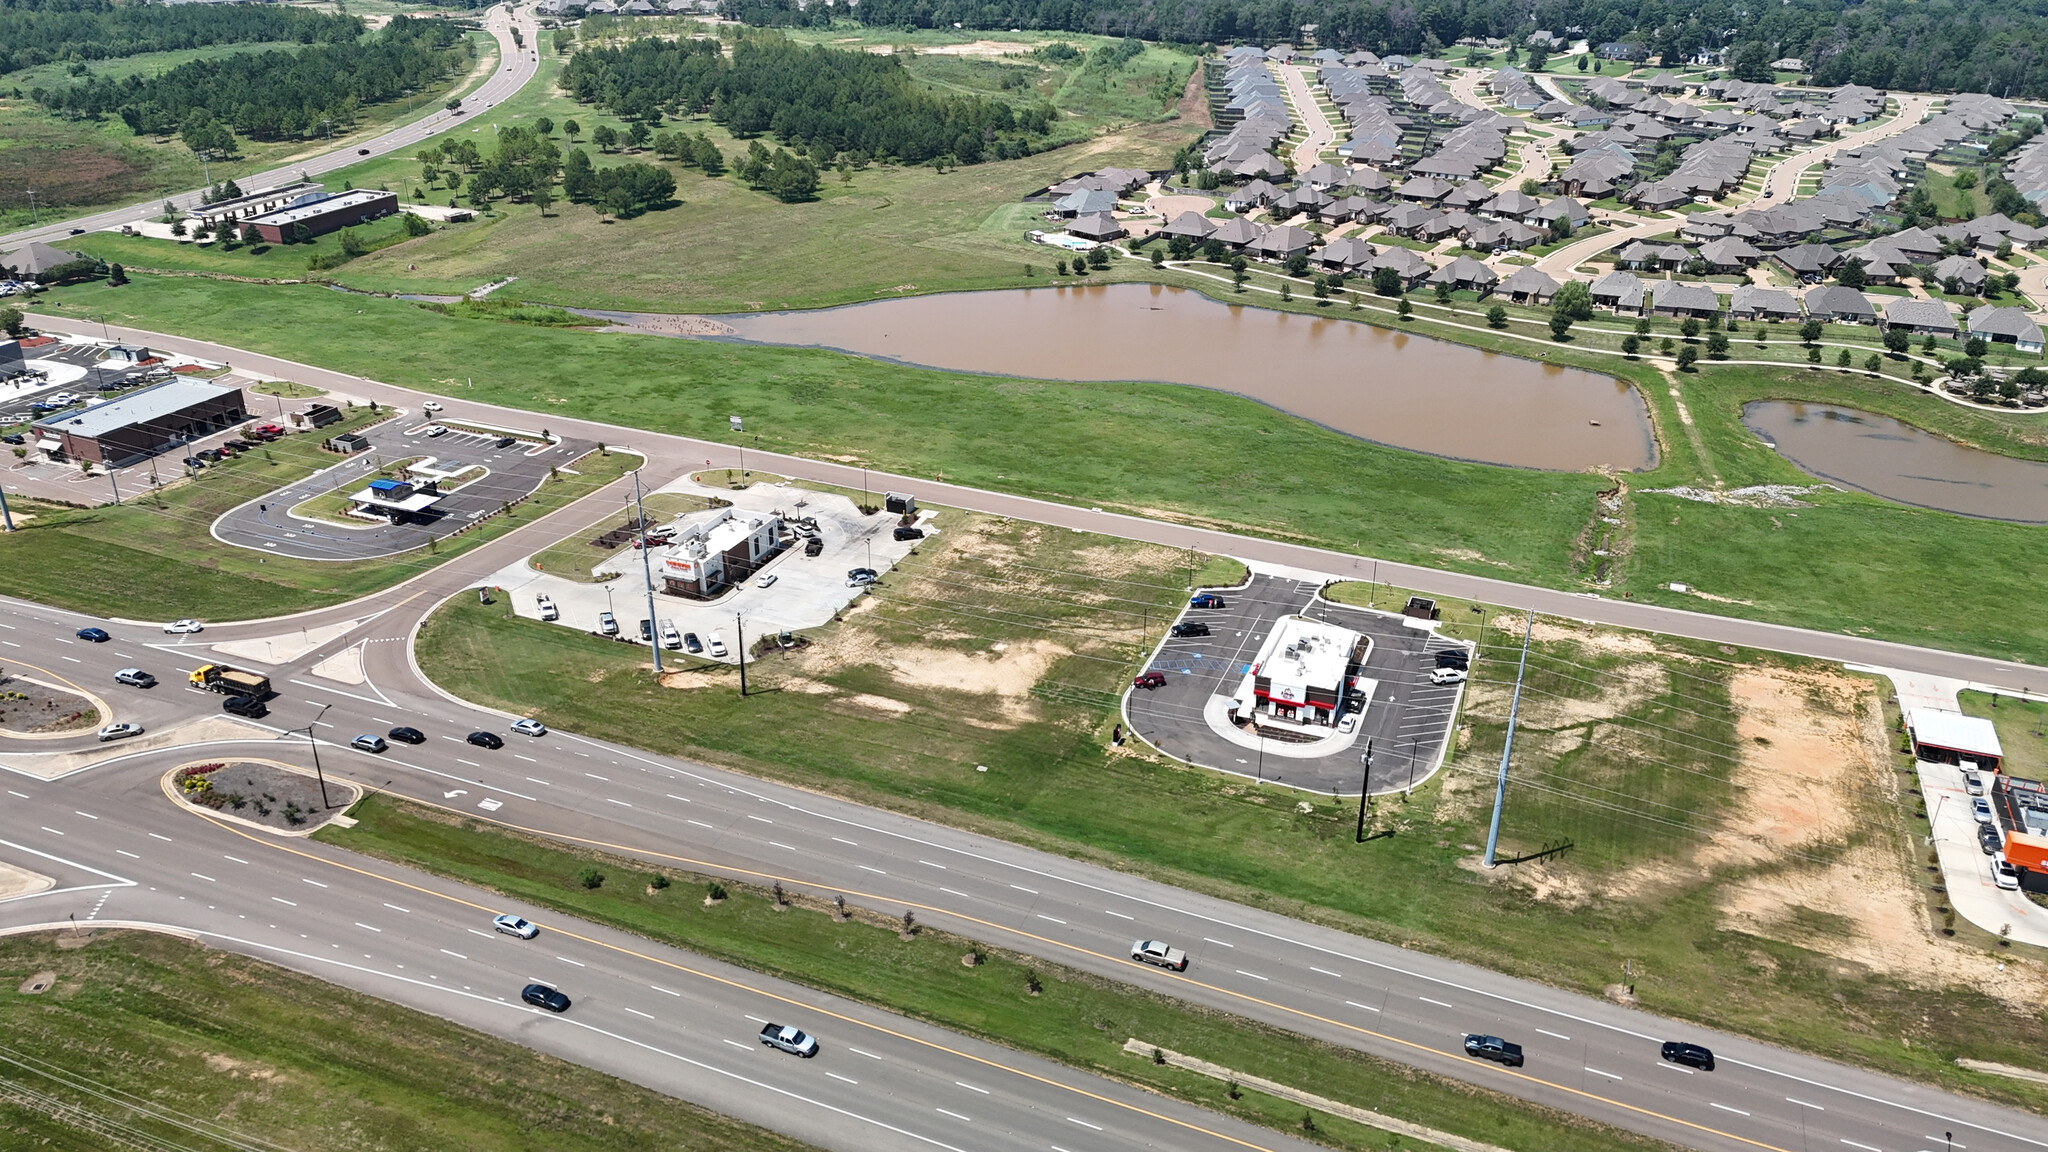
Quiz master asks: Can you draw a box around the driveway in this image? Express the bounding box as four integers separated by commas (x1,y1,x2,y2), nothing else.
1124,572,1466,795
1754,94,1938,203
211,416,599,561
1277,64,1337,170
1919,759,2048,946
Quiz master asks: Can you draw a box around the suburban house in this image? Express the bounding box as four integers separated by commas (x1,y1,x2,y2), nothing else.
1728,285,1803,322
1210,216,1263,249
1773,243,1844,282
1050,188,1118,218
1648,282,1722,319
1366,247,1434,288
1067,212,1126,242
1496,266,1560,305
1160,212,1215,242
1316,236,1377,272
1804,285,1878,324
1966,306,2046,353
1427,256,1500,295
1590,270,1647,313
1882,298,1960,338
1247,225,1316,261
1698,236,1764,271
1928,254,1988,294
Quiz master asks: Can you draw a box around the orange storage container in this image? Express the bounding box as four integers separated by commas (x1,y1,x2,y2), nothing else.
2004,831,2048,872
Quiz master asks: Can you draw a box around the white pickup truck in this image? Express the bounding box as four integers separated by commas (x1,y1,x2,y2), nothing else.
1130,939,1189,971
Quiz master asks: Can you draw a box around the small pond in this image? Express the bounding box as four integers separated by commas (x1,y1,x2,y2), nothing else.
586,283,1656,472
1742,401,2048,523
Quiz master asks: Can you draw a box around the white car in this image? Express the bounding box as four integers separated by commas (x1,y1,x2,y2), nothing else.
1994,854,2021,890
96,722,144,742
1429,666,1468,685
1130,939,1189,971
1338,714,1358,734
510,718,547,737
493,913,539,939
425,424,449,438
422,400,444,412
536,594,559,622
707,631,728,658
659,620,682,649
755,573,778,588
163,619,204,634
1973,797,1996,825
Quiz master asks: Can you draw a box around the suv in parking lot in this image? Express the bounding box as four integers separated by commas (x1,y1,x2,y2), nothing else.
1132,671,1166,689
1435,649,1470,670
1429,667,1468,685
1170,621,1210,638
536,594,559,621
1189,593,1225,609
893,526,924,541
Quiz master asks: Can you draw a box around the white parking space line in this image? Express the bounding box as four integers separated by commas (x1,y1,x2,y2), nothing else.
5,791,28,800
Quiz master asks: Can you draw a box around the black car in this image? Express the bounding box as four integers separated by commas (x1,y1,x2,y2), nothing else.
521,983,571,1012
467,730,504,749
222,695,268,718
804,536,824,557
893,526,925,541
638,618,653,641
1660,1041,1715,1071
1463,1034,1524,1067
0,433,23,445
1979,823,2004,855
182,457,206,469
495,437,516,449
1169,621,1210,638
1435,649,1470,670
75,627,110,642
683,632,703,654
388,726,426,745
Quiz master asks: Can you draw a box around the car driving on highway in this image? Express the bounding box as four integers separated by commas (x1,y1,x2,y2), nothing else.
75,627,109,642
1130,939,1189,971
494,914,539,939
97,723,144,742
350,734,388,753
114,668,156,688
164,619,204,634
1462,1034,1524,1067
511,718,546,737
467,730,504,749
521,983,569,1012
1660,1041,1715,1071
758,1023,818,1057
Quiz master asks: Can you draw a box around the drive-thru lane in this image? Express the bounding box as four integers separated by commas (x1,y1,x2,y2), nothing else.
6,593,2043,1152
0,760,1323,1152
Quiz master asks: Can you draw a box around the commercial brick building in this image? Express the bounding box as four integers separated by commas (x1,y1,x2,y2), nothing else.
242,189,400,244
31,378,247,467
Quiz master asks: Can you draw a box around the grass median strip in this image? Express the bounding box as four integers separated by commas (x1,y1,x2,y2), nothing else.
0,929,822,1152
317,793,1678,1152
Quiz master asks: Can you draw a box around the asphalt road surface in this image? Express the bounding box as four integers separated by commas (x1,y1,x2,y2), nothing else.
209,417,599,560
6,593,2046,1152
24,314,2047,696
0,4,540,251
0,758,1323,1152
1127,574,1466,794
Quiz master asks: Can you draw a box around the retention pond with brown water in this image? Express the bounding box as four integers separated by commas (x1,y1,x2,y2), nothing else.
581,283,1656,472
1743,401,2048,524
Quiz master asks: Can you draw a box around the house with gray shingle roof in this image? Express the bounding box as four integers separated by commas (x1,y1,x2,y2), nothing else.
1160,211,1215,241
1427,256,1500,295
1882,298,1959,337
1729,285,1802,322
1966,306,2044,354
1209,216,1263,248
1804,285,1877,324
1317,236,1378,272
1648,282,1722,319
1366,246,1433,288
1067,212,1126,242
1591,270,1647,313
1496,266,1560,305
1929,254,1988,294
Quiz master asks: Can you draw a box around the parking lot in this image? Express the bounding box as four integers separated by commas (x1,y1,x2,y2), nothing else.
486,474,930,663
210,416,599,560
1124,571,1467,795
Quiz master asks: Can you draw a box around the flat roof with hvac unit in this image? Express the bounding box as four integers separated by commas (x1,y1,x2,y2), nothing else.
1907,706,2003,770
242,189,400,243
29,377,246,467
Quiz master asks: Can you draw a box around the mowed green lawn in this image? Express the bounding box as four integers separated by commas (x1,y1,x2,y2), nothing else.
0,930,820,1152
35,271,2048,667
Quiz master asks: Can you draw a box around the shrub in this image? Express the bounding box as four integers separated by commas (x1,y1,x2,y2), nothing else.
577,866,605,890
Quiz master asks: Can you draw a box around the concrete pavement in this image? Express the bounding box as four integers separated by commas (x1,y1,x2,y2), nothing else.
1277,65,1337,170
0,3,540,250
1753,95,1939,204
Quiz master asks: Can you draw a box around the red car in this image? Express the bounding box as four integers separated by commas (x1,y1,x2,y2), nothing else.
1133,671,1166,689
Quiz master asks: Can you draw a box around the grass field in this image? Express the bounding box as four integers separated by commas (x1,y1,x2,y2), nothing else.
318,793,1679,1152
34,272,2048,669
408,511,2048,1111
1957,690,2048,781
0,413,641,620
0,930,821,1152
0,31,497,231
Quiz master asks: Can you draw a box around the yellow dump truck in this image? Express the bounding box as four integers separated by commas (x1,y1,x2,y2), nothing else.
188,664,271,697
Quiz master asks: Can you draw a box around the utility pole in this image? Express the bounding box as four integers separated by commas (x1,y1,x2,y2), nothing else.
632,469,661,673
0,481,14,531
23,187,38,226
1355,739,1374,842
107,462,120,506
1482,608,1536,868
735,613,747,696
302,706,333,809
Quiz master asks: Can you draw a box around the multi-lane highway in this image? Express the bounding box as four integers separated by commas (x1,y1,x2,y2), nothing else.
3,584,2044,1152
0,758,1322,1152
0,3,540,251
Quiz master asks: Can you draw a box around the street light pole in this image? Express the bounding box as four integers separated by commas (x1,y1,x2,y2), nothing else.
735,612,747,697
0,481,14,531
632,468,661,674
1355,739,1374,842
302,706,333,809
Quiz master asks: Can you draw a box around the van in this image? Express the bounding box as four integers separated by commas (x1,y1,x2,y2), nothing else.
707,632,729,658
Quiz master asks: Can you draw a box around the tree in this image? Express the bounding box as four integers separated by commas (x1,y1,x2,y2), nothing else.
1577,54,1589,72
1883,329,1911,356
338,227,367,257
1286,252,1310,277
1372,266,1402,296
1838,347,1854,369
1553,280,1594,322
534,115,554,136
628,120,652,150
446,98,463,112
1954,168,1980,191
1087,245,1110,270
0,305,23,337
1549,311,1573,340
1527,46,1548,72
1837,258,1867,289
1398,298,1413,319
1680,316,1701,341
1620,333,1640,358
1865,354,1884,373
562,148,597,201
1966,336,1989,358
1799,319,1824,344
1923,333,1939,353
1434,281,1454,304
592,124,618,152
1151,248,1164,268
1706,331,1729,359
1486,304,1508,329
1635,316,1652,337
1676,344,1699,370
1520,178,1541,196
564,119,581,142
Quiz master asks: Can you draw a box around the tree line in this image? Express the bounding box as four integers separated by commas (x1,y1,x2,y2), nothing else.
0,0,362,76
31,16,465,142
730,0,2048,98
561,31,1059,167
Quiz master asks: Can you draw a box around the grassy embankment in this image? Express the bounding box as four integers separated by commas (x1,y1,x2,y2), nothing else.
0,405,641,620
1958,689,2048,781
404,502,2048,1112
33,273,2048,669
0,30,499,232
319,793,1676,1152
0,930,821,1152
